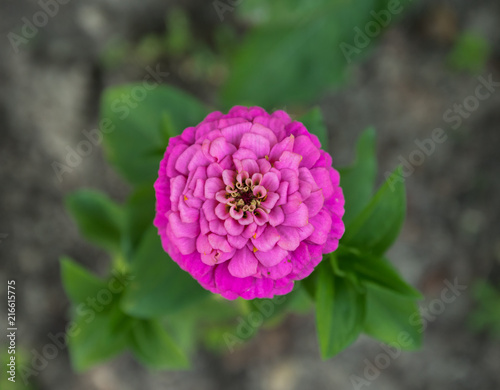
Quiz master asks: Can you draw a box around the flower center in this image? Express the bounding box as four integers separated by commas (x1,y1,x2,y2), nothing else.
226,172,266,213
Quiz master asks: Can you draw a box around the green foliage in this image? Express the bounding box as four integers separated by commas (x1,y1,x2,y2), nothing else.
221,0,413,109
100,84,208,186
129,319,189,369
316,260,366,359
448,32,490,74
64,8,424,365
60,257,108,305
120,226,210,318
307,115,422,357
363,285,422,349
297,107,328,148
468,280,500,338
65,190,124,254
338,128,377,225
341,165,406,256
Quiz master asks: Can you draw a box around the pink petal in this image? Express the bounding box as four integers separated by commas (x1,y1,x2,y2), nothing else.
269,135,294,162
208,234,233,253
220,122,252,146
275,182,288,206
238,211,255,225
222,170,236,187
209,219,227,236
202,199,218,221
196,234,212,255
228,247,258,278
224,217,245,236
293,135,320,168
311,168,334,199
268,206,285,226
204,177,224,199
169,176,186,210
168,212,200,238
257,158,272,174
215,203,231,220
282,203,309,228
304,189,324,217
240,133,270,158
228,234,248,249
175,144,201,175
210,137,237,161
166,144,188,177
215,262,253,294
251,226,280,252
261,172,279,192
281,192,302,214
308,209,332,245
276,226,301,251
261,259,293,280
250,123,278,146
178,199,199,223
242,223,257,238
254,245,288,267
232,148,258,161
280,169,299,194
274,151,302,171
260,192,280,211
253,208,269,226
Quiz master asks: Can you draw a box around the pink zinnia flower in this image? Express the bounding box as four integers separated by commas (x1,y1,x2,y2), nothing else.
154,106,345,300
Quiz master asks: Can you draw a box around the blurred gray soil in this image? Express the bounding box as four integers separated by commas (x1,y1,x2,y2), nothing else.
0,0,500,389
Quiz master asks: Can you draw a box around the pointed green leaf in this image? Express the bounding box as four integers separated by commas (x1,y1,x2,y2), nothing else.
337,248,422,299
122,185,156,262
65,190,124,253
120,226,210,318
316,263,366,359
60,257,108,305
341,167,406,255
101,84,208,186
363,285,422,350
130,319,189,369
298,107,328,148
68,302,133,372
338,127,377,225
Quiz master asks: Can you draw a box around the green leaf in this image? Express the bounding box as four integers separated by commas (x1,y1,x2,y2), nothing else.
65,190,124,253
120,226,210,318
338,127,377,225
363,285,422,350
60,257,108,305
315,263,366,359
101,84,208,186
341,166,406,255
298,107,328,148
68,301,132,372
337,248,422,299
448,32,490,74
221,0,411,109
129,319,189,369
122,185,156,261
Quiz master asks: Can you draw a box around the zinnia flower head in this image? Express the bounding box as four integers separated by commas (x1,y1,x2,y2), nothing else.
154,106,345,300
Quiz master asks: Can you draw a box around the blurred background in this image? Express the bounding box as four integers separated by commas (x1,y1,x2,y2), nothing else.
1,0,500,389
